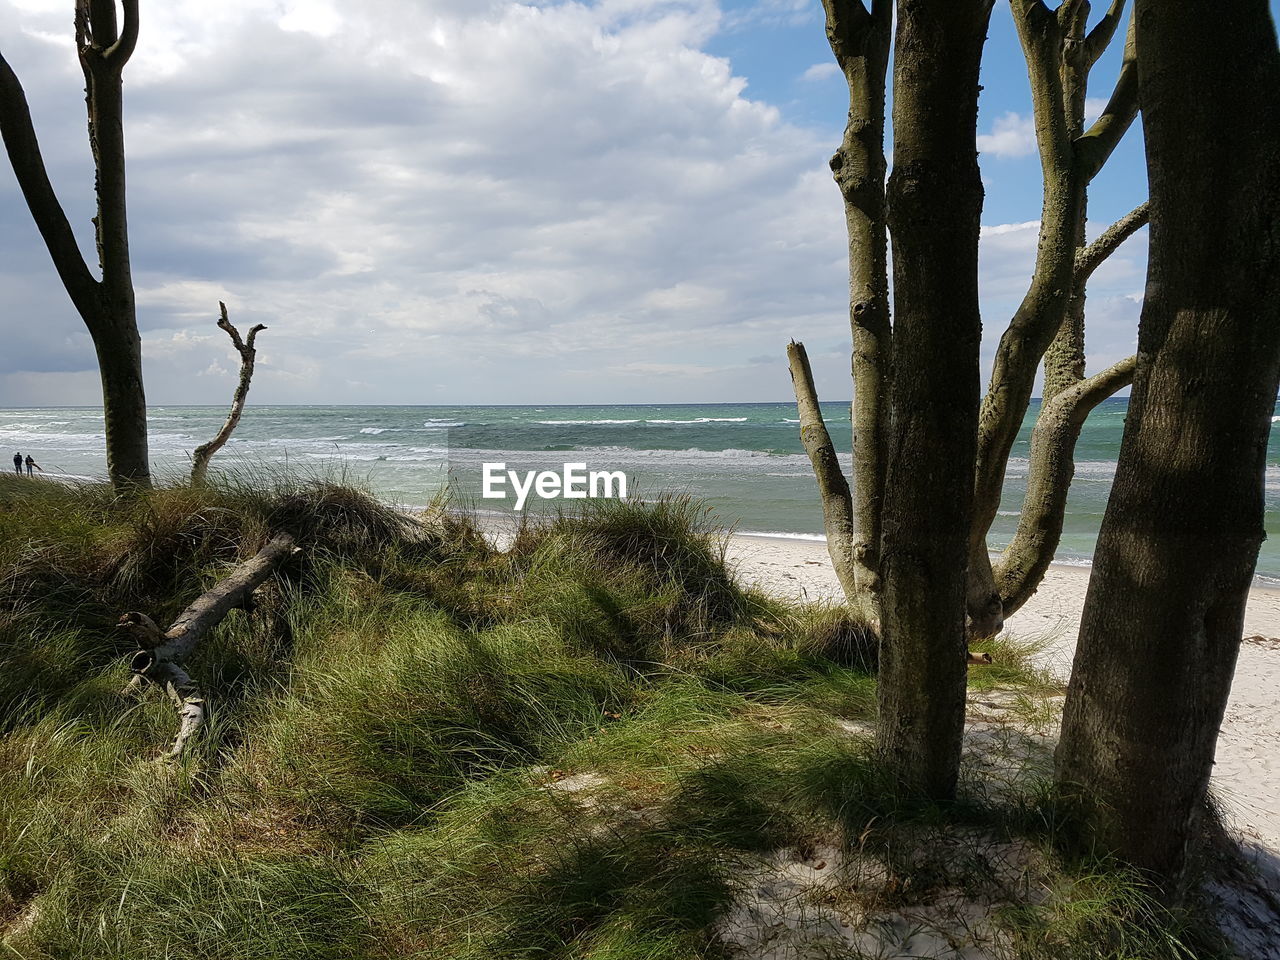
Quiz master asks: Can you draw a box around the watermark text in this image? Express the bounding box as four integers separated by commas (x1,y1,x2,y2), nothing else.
482,462,627,511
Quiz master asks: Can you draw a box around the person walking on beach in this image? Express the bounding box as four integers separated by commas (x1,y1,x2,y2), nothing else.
24,455,41,476
13,452,21,475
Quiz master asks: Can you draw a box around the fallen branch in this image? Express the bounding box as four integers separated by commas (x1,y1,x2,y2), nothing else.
191,301,266,485
119,532,299,759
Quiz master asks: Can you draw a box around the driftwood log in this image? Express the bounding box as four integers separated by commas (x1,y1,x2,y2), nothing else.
119,532,299,759
190,302,266,485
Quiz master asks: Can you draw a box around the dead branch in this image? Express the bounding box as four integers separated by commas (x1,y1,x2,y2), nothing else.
190,302,267,485
120,532,299,759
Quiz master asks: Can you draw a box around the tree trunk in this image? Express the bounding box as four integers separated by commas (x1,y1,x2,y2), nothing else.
1055,0,1280,895
876,0,993,799
92,310,150,487
823,0,892,600
0,0,149,490
191,303,266,486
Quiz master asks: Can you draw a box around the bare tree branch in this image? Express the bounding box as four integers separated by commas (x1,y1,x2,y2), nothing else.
121,533,300,759
191,303,267,485
786,341,861,600
1085,0,1127,65
1075,200,1150,284
86,0,119,50
1010,0,1052,21
994,354,1137,617
1075,10,1137,182
821,0,872,62
1057,0,1088,30
972,0,1082,608
104,0,140,68
810,0,891,603
0,50,101,321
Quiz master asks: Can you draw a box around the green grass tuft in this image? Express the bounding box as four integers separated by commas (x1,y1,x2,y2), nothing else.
0,476,1229,959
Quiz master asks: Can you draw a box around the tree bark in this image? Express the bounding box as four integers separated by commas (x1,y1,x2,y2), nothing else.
120,532,299,759
876,0,993,799
821,0,892,600
1055,0,1280,895
1040,0,1091,407
787,341,860,600
0,0,150,490
191,303,266,486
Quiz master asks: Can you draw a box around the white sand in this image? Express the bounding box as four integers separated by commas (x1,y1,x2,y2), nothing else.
726,533,1280,860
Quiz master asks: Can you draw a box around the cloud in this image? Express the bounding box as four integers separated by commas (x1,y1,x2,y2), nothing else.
800,61,839,82
977,110,1037,159
1,0,848,403
0,0,1145,408
724,0,817,30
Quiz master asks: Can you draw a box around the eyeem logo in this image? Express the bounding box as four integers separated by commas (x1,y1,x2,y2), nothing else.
482,463,628,511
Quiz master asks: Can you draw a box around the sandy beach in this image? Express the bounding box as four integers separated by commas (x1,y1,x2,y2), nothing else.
727,533,1280,860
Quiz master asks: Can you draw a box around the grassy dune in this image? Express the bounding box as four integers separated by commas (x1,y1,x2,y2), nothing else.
0,475,1223,958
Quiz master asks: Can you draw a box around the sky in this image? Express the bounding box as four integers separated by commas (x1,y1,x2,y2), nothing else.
0,0,1247,406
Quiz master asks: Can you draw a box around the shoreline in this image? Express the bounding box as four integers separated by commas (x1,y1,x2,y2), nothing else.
725,531,1280,861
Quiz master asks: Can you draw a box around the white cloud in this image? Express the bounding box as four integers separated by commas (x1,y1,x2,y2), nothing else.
977,110,1037,159
0,0,1145,407
1,0,846,403
800,61,839,82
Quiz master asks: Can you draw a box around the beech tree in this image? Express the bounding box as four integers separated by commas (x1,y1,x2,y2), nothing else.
0,0,150,489
1055,0,1280,894
875,0,994,797
792,0,993,797
791,0,1146,640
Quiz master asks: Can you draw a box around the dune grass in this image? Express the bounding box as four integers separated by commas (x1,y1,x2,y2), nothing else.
0,475,1228,959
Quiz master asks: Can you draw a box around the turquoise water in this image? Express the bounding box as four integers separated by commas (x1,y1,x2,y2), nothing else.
4,400,1280,581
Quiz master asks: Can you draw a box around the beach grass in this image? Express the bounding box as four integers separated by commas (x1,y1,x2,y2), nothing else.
0,474,1228,958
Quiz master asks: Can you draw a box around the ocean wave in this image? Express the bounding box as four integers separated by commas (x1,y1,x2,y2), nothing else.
424,419,465,428
360,427,388,434
1052,556,1094,569
226,435,357,447
1,429,106,446
442,445,807,470
569,445,795,462
647,417,749,424
535,419,641,425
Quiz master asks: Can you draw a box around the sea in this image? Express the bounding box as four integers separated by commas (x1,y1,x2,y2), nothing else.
5,400,1280,584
